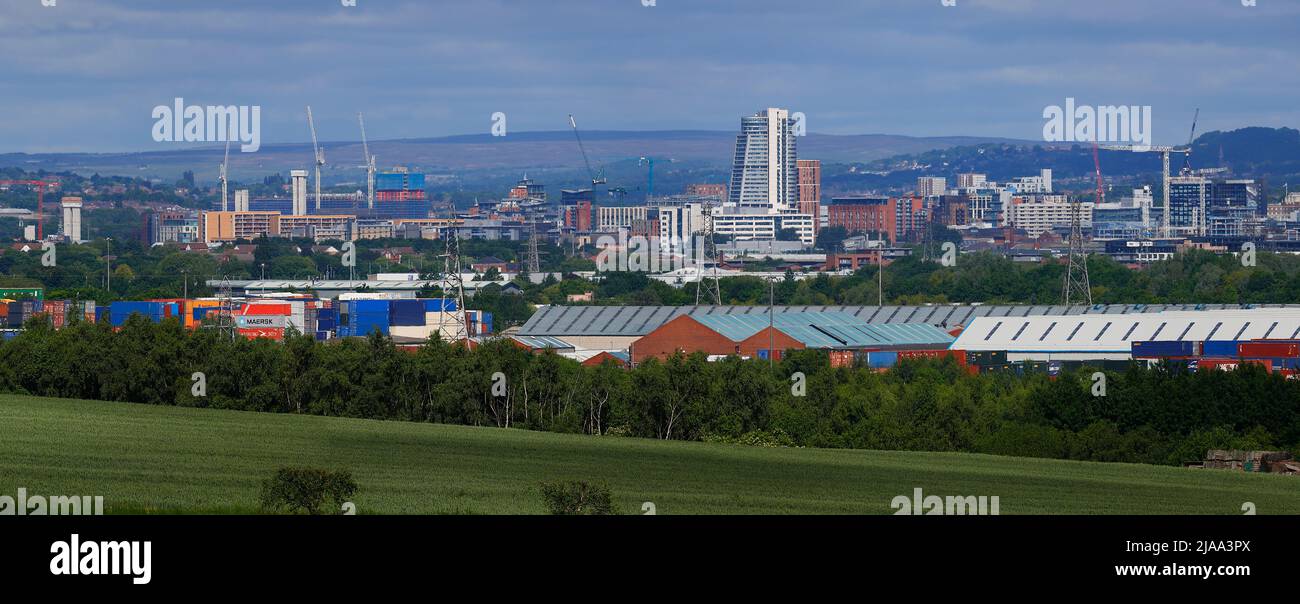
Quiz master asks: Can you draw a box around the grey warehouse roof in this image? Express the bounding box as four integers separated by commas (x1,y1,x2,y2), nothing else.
519,304,1300,337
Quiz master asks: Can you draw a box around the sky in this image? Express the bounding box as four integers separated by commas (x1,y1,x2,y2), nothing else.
1,0,1297,153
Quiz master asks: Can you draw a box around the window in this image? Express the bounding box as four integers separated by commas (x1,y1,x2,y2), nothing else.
1233,322,1251,340
984,321,1003,341
1094,322,1113,341
1177,322,1195,341
1150,322,1167,340
1066,322,1085,341
1121,322,1140,341
1039,321,1058,341
1011,322,1030,341
1263,322,1279,339
1205,322,1223,340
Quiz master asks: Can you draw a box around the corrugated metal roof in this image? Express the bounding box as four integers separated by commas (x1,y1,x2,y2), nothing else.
518,304,1300,337
952,310,1300,353
510,335,576,350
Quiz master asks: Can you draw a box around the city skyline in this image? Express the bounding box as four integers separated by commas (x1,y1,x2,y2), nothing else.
0,0,1296,153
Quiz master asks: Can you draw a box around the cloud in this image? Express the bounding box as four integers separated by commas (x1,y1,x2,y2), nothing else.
0,0,1294,152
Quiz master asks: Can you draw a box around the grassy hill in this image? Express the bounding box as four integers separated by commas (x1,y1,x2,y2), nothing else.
1,394,1296,514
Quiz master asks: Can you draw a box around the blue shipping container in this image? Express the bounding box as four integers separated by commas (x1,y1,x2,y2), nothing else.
353,300,391,314
389,300,426,326
1131,341,1198,358
1202,341,1242,358
867,351,898,369
352,319,390,337
421,298,458,312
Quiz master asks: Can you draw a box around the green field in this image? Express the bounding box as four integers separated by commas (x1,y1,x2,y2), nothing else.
1,394,1297,514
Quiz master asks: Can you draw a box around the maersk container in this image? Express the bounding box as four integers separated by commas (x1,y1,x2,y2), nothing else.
1131,340,1199,358
389,300,426,326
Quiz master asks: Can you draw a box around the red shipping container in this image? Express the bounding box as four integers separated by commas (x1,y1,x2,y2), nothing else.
1198,358,1272,373
238,327,284,341
898,349,967,366
241,303,292,316
1238,341,1300,358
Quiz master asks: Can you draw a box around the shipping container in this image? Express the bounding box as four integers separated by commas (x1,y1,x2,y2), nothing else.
966,350,1008,366
1238,341,1300,359
1201,340,1242,358
240,302,292,316
898,349,967,365
1131,340,1200,358
389,300,427,326
238,327,285,341
867,350,898,369
1197,358,1272,373
109,301,165,326
421,298,458,313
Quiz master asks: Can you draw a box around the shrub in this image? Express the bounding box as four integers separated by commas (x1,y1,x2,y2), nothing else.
539,480,617,515
259,467,358,515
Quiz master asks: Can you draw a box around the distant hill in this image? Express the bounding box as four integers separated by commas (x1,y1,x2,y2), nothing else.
822,127,1300,194
0,130,1035,185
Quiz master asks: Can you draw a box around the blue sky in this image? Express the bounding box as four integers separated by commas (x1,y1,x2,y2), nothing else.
1,0,1297,152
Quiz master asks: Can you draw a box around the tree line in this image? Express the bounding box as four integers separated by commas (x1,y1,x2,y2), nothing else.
1,316,1296,467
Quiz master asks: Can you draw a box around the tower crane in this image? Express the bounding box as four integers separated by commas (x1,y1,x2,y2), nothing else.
218,138,231,212
0,180,54,239
306,105,325,211
1181,108,1200,176
639,156,662,199
358,112,376,210
568,114,606,187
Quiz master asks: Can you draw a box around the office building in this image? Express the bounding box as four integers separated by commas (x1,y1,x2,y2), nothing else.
827,196,896,243
797,159,821,235
1005,195,1091,238
201,211,281,243
917,177,947,197
148,211,200,245
728,108,797,213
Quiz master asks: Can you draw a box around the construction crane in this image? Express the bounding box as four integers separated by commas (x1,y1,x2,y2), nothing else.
1100,144,1186,238
638,156,663,199
568,114,606,187
218,138,231,212
0,179,55,239
358,112,376,210
1100,110,1203,238
1181,108,1200,176
306,105,325,211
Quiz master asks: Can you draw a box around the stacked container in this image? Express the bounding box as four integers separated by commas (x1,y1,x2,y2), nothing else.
237,302,290,340
346,300,390,337
109,301,164,326
6,300,42,328
1131,341,1200,359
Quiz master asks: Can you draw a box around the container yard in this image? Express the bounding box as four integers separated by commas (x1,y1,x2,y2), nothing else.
0,293,489,345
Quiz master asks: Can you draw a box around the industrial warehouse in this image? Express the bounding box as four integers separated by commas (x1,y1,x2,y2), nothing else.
516,303,1300,375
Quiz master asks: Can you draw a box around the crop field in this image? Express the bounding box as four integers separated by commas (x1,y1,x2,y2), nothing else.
1,394,1297,514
